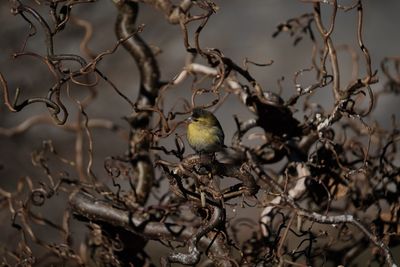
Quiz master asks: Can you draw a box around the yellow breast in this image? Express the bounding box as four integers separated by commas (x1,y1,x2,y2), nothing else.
187,123,221,153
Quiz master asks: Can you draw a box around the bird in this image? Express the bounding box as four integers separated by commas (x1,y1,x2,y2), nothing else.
186,108,225,154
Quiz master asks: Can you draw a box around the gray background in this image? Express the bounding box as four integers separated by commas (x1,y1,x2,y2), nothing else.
0,0,399,264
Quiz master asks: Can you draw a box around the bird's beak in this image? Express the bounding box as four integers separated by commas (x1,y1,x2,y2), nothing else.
186,116,194,123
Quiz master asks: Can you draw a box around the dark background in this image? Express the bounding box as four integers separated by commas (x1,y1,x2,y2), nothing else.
0,0,399,265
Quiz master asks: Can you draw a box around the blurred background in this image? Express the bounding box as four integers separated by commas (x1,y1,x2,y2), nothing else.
0,0,399,265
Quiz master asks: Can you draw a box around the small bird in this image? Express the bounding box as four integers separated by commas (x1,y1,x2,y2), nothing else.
187,108,225,154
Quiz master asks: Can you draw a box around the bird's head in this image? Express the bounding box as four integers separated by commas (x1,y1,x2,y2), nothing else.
187,108,218,127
